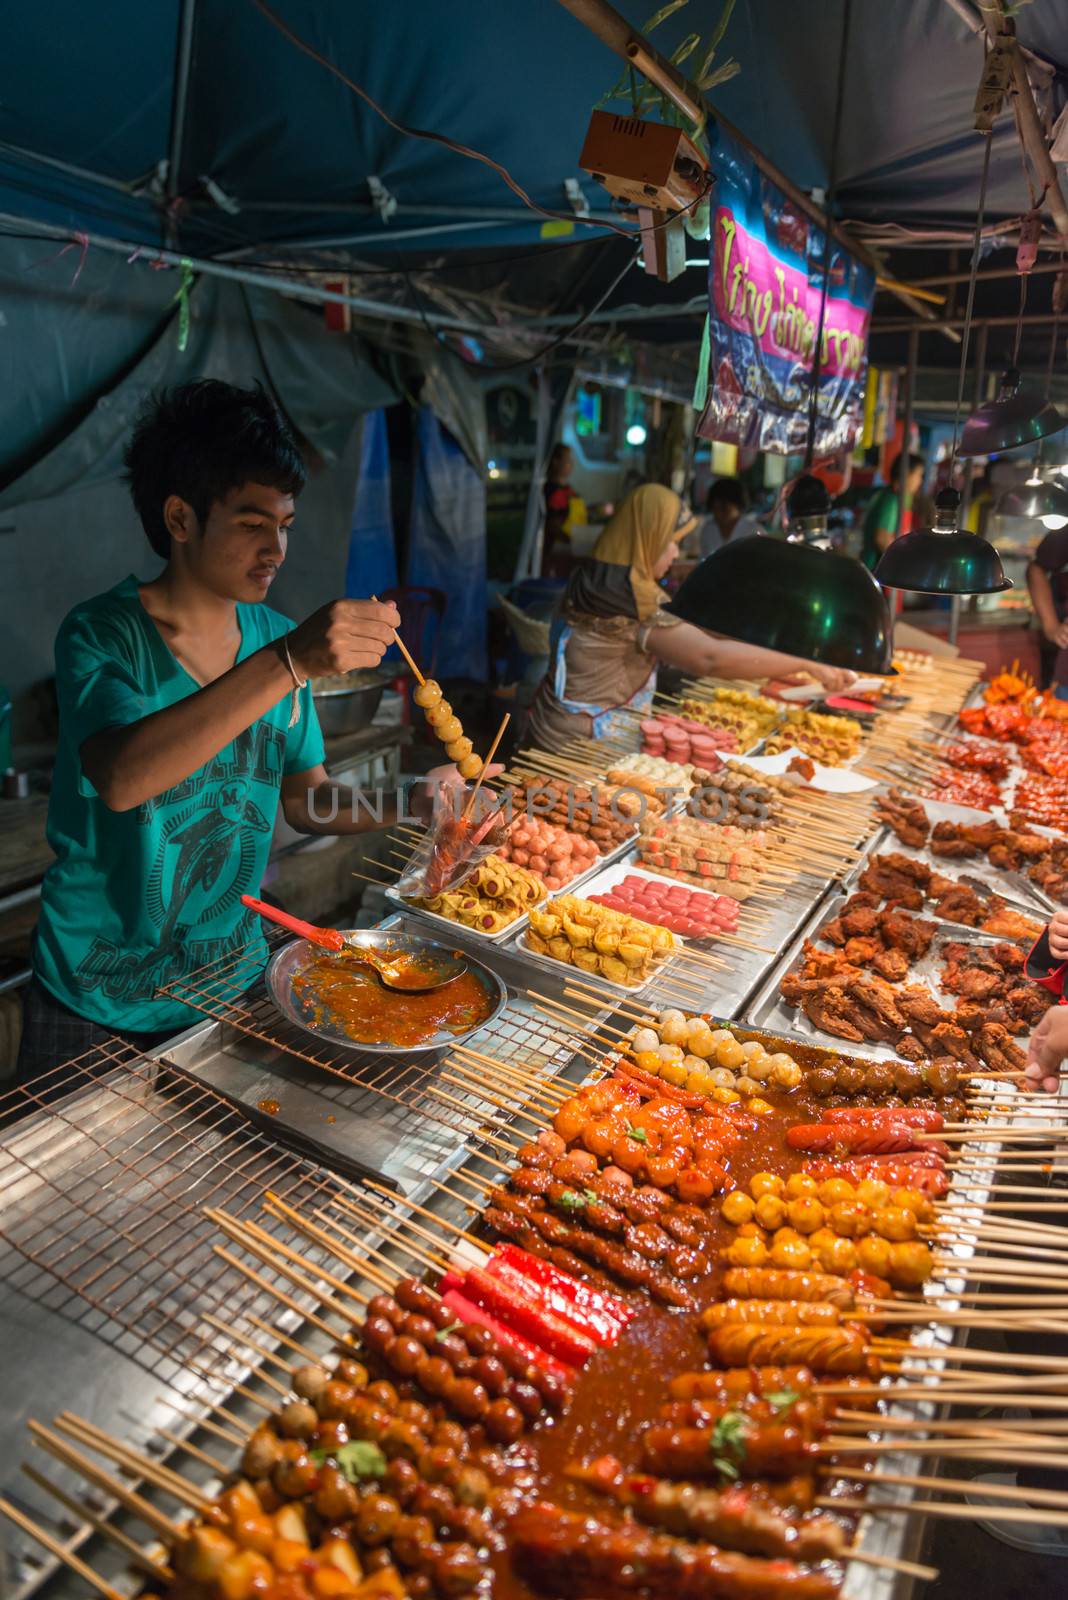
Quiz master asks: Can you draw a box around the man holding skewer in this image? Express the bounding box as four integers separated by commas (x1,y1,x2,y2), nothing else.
17,380,459,1087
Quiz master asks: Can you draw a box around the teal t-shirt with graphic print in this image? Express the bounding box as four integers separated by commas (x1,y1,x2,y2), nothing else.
34,575,325,1032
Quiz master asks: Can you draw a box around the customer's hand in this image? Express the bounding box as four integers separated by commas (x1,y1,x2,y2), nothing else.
810,665,858,694
1048,910,1068,962
1023,1005,1068,1092
1045,620,1068,649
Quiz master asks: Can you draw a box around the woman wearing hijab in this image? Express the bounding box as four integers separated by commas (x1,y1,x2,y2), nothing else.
528,484,855,748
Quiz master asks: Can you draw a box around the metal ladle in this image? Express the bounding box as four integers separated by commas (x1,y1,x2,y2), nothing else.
240,895,468,992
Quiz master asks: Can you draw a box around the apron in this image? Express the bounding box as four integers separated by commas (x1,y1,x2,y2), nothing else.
548,617,657,740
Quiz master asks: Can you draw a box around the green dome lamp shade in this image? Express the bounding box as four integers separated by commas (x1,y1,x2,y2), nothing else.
874,487,1012,595
959,368,1066,457
995,472,1068,530
666,537,896,676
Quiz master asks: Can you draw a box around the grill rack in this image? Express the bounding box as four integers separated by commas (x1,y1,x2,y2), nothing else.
0,1041,362,1397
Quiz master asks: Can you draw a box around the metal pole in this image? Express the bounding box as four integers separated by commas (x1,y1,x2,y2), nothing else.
164,0,199,247
950,320,989,647
895,328,918,538
0,208,494,335
553,0,941,328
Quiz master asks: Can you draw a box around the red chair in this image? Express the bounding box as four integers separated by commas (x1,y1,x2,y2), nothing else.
380,585,447,718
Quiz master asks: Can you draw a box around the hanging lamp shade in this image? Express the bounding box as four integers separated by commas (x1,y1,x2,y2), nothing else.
786,474,832,541
666,536,895,675
959,368,1066,457
995,473,1068,530
874,487,1012,594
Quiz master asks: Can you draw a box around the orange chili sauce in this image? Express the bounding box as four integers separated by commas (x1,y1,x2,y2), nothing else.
292,954,494,1046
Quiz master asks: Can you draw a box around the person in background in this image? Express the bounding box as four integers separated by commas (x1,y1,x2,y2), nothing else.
527,483,855,748
1027,526,1068,694
700,476,765,558
861,451,925,570
541,442,577,576
16,380,459,1091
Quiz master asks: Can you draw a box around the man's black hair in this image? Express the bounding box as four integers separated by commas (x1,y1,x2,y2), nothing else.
123,379,307,558
706,476,748,513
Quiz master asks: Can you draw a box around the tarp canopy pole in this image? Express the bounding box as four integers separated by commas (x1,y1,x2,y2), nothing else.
164,0,199,245
554,0,945,331
0,209,491,335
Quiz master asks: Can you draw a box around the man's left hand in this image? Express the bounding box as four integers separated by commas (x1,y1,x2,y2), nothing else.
409,763,504,823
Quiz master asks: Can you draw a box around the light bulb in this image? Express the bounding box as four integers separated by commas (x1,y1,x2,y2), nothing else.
1041,513,1068,530
626,423,647,447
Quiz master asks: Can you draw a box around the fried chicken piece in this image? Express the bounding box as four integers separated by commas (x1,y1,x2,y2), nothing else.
928,872,961,897
896,984,944,1028
929,1022,981,1071
857,861,925,910
929,821,979,859
822,917,846,947
974,1021,1025,1074
798,943,856,980
843,936,881,966
987,844,1017,872
1004,830,1051,860
954,968,1003,1001
990,942,1025,972
803,989,867,1043
930,885,985,927
876,790,931,850
872,947,909,983
847,973,906,1037
1004,984,1054,1029
877,909,938,960
840,905,880,938
954,999,1008,1033
842,891,881,913
879,853,933,886
896,1034,926,1061
981,902,1041,942
962,820,1004,851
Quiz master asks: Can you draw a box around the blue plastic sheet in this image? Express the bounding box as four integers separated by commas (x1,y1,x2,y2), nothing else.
344,409,397,601
406,406,487,681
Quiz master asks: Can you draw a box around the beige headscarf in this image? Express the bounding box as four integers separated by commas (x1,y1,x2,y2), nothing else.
591,484,697,621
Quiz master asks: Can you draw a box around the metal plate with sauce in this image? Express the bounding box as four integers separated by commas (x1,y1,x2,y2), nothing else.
265,928,509,1053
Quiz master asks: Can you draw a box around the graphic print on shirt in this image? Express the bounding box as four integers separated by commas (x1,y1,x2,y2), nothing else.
74,721,285,1002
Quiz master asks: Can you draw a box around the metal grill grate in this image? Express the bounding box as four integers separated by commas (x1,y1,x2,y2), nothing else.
0,1044,361,1395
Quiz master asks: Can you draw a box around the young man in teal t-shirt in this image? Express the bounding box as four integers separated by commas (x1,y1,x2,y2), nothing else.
19,381,443,1087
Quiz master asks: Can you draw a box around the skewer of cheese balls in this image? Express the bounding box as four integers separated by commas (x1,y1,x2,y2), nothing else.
719,1171,934,1287
628,1012,804,1105
412,678,483,779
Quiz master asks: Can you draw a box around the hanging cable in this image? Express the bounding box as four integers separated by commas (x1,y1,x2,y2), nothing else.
803,0,853,469
949,131,994,468
247,0,642,241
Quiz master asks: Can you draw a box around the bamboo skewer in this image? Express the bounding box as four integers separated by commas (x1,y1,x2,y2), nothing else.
0,1493,130,1600
26,1421,184,1544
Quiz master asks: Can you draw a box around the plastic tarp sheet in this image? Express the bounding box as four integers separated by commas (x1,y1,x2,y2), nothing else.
406,405,487,682
0,268,397,510
344,408,397,600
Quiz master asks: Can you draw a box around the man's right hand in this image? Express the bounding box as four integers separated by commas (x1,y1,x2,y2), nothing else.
1045,620,1068,649
287,598,400,678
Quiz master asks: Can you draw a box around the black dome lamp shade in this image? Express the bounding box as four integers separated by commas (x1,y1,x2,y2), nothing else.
995,469,1068,529
959,367,1066,457
786,474,832,544
875,486,1011,595
667,537,896,675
